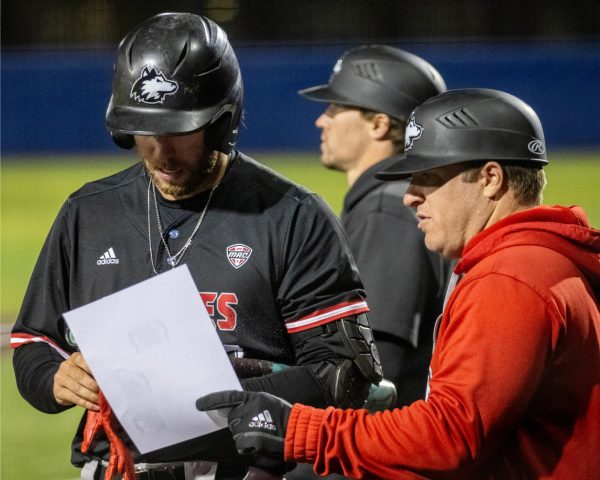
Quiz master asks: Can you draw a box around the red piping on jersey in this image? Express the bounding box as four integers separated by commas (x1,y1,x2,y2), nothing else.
10,333,70,359
286,300,369,333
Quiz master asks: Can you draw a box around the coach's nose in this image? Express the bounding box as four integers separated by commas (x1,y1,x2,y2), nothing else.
315,112,331,130
403,182,424,208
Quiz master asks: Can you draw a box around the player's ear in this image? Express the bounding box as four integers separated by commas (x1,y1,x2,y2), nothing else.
369,113,391,141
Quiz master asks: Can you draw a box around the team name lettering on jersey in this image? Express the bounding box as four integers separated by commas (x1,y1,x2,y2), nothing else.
200,292,238,331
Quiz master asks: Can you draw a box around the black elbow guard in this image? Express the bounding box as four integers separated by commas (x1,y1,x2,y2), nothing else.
322,314,383,408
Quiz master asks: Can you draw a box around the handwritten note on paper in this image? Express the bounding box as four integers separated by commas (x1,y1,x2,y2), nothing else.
63,265,241,454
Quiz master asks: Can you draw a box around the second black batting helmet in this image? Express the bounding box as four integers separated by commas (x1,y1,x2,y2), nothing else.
376,88,548,181
298,45,446,121
105,12,243,154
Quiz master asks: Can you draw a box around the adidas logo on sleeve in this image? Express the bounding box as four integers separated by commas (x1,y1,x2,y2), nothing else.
248,410,276,430
97,247,120,265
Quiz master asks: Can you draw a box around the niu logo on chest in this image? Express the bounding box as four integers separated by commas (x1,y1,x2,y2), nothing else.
130,66,179,104
227,244,252,269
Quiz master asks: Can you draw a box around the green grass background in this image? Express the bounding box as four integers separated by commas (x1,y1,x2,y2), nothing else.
1,151,599,479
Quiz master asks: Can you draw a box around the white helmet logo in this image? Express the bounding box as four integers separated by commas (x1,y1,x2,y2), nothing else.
528,139,545,155
405,113,423,151
131,66,179,104
333,59,343,74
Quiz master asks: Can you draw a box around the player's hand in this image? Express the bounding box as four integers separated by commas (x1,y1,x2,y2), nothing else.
197,390,292,469
53,352,100,411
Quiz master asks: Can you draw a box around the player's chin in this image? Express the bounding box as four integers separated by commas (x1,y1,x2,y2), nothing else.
153,177,189,197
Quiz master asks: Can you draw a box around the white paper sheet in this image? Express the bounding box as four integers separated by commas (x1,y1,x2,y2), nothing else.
63,265,241,454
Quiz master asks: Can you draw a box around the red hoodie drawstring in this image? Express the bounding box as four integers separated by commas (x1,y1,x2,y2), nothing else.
81,391,136,480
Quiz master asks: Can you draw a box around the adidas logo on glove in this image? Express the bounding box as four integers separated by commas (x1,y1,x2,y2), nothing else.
249,410,276,431
196,390,292,461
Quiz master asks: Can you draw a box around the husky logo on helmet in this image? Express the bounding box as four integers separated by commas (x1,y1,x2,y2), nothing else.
328,58,344,84
130,66,179,104
332,58,343,75
405,113,423,151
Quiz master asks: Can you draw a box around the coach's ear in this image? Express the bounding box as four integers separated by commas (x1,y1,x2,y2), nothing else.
111,132,135,150
481,161,506,199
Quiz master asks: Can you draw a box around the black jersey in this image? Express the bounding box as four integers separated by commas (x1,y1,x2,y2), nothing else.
11,152,368,465
341,157,451,406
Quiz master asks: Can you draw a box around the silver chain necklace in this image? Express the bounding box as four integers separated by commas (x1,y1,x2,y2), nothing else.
147,178,218,275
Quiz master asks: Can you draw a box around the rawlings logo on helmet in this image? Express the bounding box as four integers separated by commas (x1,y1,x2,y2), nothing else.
130,66,179,104
405,113,423,151
527,139,545,155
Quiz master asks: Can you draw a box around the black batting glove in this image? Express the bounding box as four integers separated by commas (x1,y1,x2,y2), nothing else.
196,390,292,470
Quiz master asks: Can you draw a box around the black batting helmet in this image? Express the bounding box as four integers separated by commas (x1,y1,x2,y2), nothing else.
376,88,548,181
298,45,446,121
105,12,243,154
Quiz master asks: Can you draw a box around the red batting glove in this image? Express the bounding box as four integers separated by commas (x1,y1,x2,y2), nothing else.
81,391,136,480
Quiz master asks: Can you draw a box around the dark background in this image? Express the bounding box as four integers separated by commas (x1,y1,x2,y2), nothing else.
4,0,599,46
2,0,599,153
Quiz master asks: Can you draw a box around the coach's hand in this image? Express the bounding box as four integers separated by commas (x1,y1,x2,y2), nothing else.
53,352,100,411
197,390,292,466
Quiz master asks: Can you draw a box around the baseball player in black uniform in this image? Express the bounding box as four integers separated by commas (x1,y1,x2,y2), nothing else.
11,13,381,480
298,45,453,408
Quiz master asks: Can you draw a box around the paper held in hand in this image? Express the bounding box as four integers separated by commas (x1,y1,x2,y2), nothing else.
63,265,241,454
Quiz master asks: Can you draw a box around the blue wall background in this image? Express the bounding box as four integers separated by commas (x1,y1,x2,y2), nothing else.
2,42,599,154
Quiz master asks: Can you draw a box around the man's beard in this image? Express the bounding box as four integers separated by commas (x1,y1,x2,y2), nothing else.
144,150,219,198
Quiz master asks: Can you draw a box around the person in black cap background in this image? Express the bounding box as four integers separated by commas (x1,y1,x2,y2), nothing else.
198,88,600,479
298,45,452,409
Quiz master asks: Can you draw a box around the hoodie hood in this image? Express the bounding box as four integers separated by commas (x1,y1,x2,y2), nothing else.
456,205,600,292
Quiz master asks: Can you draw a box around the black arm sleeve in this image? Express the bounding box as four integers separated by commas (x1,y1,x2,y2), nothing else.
241,316,375,408
11,201,76,413
12,342,72,414
241,366,326,406
240,325,338,407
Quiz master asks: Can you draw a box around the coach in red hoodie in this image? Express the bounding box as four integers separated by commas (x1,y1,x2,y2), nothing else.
198,89,600,479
